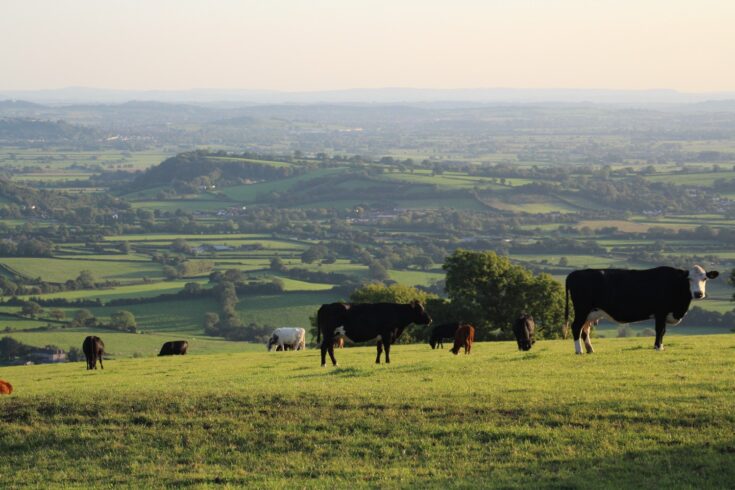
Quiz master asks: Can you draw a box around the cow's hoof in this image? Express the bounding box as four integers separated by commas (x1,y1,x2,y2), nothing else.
575,352,584,355
320,364,326,367
654,345,664,351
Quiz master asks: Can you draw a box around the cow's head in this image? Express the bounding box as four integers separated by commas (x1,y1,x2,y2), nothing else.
514,314,535,351
411,301,432,325
687,265,719,299
267,334,278,352
429,338,438,349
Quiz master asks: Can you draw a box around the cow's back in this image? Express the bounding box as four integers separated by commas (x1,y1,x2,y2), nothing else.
567,267,691,322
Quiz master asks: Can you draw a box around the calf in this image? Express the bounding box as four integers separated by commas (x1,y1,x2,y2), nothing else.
429,322,461,349
451,324,475,355
317,301,432,366
82,336,105,370
159,340,188,356
0,380,12,395
513,314,535,351
267,328,306,352
566,265,719,353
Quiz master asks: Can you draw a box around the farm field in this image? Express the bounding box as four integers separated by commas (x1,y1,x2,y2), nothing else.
1,335,734,487
6,328,260,358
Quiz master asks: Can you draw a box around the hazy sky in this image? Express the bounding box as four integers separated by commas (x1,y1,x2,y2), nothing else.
1,0,734,92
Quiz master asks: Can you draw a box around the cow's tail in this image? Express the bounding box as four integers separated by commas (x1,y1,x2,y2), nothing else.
316,311,321,344
563,281,570,340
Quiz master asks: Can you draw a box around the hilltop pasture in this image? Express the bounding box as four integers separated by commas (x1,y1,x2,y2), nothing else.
1,335,734,488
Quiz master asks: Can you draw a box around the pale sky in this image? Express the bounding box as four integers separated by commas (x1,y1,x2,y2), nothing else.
1,0,734,92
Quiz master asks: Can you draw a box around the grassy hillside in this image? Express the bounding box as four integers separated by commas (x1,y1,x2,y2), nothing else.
2,335,734,488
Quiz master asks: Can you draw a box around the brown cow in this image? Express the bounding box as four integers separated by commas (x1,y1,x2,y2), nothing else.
0,379,12,395
450,324,475,355
333,337,344,349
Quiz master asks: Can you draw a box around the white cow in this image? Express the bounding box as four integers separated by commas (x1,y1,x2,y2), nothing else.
267,327,306,352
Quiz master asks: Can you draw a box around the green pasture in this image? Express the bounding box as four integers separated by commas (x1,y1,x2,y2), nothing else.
14,279,208,303
89,298,219,335
4,328,258,358
130,200,230,212
1,336,734,487
235,291,343,331
272,277,335,292
0,315,53,332
388,269,444,287
645,170,735,186
103,233,276,242
0,258,163,283
221,168,344,202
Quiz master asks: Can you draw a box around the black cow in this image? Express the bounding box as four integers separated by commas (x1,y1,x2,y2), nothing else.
317,301,432,367
159,340,189,356
82,336,104,370
566,265,719,353
513,314,535,351
429,322,461,349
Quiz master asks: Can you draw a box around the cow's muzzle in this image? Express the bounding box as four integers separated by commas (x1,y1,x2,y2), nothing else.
693,291,704,299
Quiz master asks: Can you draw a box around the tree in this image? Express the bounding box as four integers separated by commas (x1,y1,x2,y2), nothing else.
0,336,30,360
72,309,96,328
76,270,96,289
203,312,220,335
368,261,389,281
110,310,137,332
49,309,65,321
183,282,202,295
163,265,179,280
21,301,43,318
270,257,285,272
443,250,566,340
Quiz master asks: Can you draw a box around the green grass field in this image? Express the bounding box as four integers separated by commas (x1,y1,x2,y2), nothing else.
1,335,734,487
6,328,261,358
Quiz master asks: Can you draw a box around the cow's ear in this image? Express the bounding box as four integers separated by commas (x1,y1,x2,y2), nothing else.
707,271,719,279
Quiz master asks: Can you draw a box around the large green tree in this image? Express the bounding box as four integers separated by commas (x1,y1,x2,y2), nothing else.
443,250,565,340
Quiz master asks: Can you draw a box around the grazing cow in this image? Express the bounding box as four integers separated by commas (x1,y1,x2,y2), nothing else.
317,301,432,366
513,314,536,351
566,265,719,353
0,380,12,395
333,337,345,349
451,324,475,355
82,336,105,370
429,322,461,349
159,340,189,356
267,328,306,352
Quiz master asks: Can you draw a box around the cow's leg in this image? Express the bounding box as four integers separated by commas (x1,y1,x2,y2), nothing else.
571,315,586,354
98,354,103,370
581,322,594,354
384,339,392,364
654,316,666,351
376,341,383,364
320,339,329,367
327,343,337,366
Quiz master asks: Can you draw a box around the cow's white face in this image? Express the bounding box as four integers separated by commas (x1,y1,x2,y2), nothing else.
688,265,719,299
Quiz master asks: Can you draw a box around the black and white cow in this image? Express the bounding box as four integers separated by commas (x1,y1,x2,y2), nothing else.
565,265,719,353
267,327,306,351
316,301,432,367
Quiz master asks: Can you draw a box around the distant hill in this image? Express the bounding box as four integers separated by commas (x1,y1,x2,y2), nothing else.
130,150,305,190
4,86,735,105
0,117,99,143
